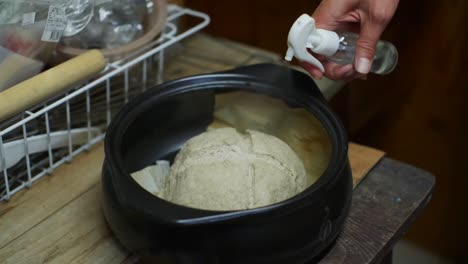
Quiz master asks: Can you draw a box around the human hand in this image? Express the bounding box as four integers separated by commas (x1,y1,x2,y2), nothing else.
303,0,399,81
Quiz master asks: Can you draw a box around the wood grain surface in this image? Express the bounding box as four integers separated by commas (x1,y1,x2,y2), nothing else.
348,143,385,186
0,183,128,264
0,142,105,250
320,159,434,264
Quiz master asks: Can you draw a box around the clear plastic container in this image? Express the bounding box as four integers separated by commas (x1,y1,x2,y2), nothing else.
0,0,93,91
328,32,398,75
60,0,149,50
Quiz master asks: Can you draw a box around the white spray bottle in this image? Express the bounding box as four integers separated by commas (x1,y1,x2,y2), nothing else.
285,14,398,75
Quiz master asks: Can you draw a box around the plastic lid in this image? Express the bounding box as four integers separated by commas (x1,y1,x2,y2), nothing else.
285,14,340,72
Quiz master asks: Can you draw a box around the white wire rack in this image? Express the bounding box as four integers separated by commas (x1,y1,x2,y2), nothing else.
0,5,210,201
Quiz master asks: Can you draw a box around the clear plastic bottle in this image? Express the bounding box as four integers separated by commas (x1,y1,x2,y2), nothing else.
0,0,93,90
285,14,399,75
328,32,398,75
62,0,94,37
60,0,147,49
0,0,94,37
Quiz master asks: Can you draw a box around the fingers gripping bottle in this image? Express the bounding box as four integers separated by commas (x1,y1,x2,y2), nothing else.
285,14,398,75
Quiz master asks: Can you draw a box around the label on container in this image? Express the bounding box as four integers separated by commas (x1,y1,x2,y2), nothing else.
21,12,36,26
41,5,66,43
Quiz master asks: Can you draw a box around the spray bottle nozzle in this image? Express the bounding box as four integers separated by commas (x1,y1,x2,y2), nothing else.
285,14,340,73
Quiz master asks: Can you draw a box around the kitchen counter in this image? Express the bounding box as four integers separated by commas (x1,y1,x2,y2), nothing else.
0,34,434,264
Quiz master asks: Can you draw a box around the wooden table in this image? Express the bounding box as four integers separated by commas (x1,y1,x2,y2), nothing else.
0,35,435,264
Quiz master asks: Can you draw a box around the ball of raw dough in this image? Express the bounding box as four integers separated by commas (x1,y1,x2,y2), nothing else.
159,127,307,211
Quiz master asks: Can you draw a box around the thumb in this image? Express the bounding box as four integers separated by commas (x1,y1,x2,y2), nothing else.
354,21,385,74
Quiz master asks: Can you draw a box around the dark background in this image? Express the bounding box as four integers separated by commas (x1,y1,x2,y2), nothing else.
178,0,468,262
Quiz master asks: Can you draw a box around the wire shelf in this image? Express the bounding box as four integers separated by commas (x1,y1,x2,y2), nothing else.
0,4,210,201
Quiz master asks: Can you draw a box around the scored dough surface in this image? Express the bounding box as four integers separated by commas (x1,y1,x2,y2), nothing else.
159,127,307,211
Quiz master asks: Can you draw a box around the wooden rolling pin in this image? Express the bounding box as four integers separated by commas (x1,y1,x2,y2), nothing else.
0,50,106,123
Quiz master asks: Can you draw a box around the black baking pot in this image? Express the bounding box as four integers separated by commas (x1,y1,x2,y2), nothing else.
102,63,352,263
